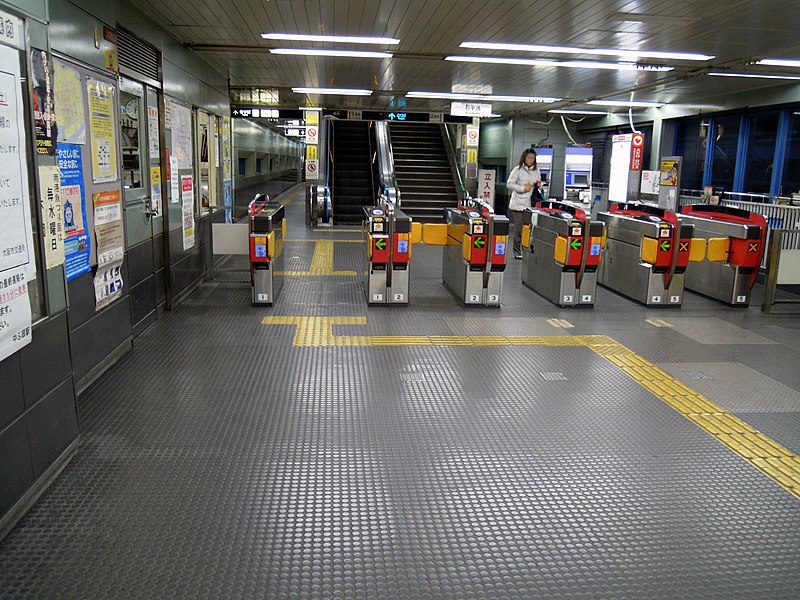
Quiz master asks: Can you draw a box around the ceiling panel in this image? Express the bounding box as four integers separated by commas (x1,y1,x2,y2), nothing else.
128,0,800,112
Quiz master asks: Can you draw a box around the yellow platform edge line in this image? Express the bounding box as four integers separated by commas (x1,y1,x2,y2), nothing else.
260,318,800,500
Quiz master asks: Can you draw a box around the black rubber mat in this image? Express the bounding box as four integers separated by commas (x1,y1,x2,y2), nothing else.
1,184,799,599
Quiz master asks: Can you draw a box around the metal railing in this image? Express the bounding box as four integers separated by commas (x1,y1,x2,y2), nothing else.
442,124,470,202
762,228,800,313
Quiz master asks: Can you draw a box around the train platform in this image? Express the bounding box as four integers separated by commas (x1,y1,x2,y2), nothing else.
1,184,798,598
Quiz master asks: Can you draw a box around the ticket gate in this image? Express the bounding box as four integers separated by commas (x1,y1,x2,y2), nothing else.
598,202,703,307
442,200,509,306
680,204,767,306
521,201,605,307
250,195,285,305
363,202,414,305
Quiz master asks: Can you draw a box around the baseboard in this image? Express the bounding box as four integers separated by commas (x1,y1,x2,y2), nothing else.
74,337,133,395
0,436,81,543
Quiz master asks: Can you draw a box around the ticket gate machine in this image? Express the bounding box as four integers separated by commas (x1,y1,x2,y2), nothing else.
598,203,702,307
442,200,509,306
521,201,605,307
680,204,766,306
249,195,285,305
363,202,413,305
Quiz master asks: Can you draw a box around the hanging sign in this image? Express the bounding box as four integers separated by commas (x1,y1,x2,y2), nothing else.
630,133,644,171
451,102,492,118
31,49,58,156
57,144,91,280
477,169,496,206
305,125,318,145
87,78,118,183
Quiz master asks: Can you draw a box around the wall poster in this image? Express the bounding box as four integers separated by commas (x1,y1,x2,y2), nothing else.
57,143,91,280
30,48,57,156
0,43,34,361
53,59,86,145
87,77,118,183
38,165,64,268
181,175,195,250
92,190,124,309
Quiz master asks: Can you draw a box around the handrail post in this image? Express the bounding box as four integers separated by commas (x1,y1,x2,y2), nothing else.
761,228,783,313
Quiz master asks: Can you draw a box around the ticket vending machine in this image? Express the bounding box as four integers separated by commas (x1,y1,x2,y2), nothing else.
249,195,285,306
564,147,593,205
535,147,554,199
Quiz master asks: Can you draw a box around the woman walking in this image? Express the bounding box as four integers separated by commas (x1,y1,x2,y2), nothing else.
506,149,543,259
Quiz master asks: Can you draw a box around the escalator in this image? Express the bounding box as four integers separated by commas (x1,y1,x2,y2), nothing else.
388,123,460,222
330,120,376,223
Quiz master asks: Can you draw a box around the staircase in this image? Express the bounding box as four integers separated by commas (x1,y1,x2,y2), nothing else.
389,123,460,222
331,121,375,223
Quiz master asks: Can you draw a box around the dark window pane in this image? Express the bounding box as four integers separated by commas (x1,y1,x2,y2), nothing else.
781,113,800,196
744,111,779,194
710,115,740,190
674,118,706,190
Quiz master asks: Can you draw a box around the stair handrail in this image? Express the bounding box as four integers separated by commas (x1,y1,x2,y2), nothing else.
441,124,468,202
375,121,401,207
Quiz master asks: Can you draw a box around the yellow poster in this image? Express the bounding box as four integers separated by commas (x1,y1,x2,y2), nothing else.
467,148,478,164
54,59,86,145
307,145,317,160
305,110,319,126
659,160,679,187
87,78,118,183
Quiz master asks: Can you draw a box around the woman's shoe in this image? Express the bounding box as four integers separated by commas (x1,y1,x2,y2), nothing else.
514,252,522,260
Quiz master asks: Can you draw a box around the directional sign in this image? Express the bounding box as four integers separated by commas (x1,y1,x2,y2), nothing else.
375,238,387,251
660,240,671,252
571,239,582,251
473,237,485,248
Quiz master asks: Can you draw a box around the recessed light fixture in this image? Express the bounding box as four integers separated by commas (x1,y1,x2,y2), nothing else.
292,87,373,96
271,49,391,59
445,55,672,72
459,41,714,61
548,109,610,115
755,58,800,68
709,72,800,81
588,100,664,108
407,91,561,103
263,33,400,45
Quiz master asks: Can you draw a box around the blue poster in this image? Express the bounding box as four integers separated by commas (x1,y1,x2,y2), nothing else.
223,181,233,224
57,144,91,280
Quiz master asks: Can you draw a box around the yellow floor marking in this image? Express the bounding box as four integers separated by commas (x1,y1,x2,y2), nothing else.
547,318,574,329
275,240,357,277
646,318,674,328
261,316,800,500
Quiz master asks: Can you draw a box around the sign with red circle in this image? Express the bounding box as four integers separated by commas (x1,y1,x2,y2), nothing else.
630,133,645,171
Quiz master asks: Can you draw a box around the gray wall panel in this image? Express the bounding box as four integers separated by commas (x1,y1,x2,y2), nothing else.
0,418,33,516
2,0,46,19
130,276,156,326
0,355,23,432
127,240,154,286
20,314,72,410
25,380,79,478
70,297,132,382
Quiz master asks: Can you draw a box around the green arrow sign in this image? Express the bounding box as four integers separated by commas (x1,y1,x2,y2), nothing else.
571,239,582,251
474,237,485,248
660,240,671,252
375,238,387,251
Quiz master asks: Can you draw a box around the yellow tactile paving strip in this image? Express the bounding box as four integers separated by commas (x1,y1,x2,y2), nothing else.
262,316,800,500
275,239,358,276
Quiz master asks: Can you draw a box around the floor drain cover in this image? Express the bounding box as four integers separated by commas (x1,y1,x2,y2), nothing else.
401,372,426,382
540,372,568,381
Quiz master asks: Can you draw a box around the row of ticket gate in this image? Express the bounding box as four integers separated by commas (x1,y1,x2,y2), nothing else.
238,194,767,310
360,199,767,309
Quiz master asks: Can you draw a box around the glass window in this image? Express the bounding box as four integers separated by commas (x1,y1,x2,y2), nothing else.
120,92,143,189
743,111,779,194
710,115,740,191
239,158,246,176
256,158,262,174
673,117,706,191
782,111,800,195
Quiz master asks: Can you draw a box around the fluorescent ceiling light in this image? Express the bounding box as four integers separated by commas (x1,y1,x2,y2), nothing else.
489,113,502,117
407,91,561,103
263,33,399,45
271,48,391,59
549,109,609,115
709,72,800,81
293,87,373,96
446,55,672,72
588,100,663,108
460,41,714,61
755,59,800,68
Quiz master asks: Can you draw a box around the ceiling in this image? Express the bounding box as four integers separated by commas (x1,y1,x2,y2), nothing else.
129,0,800,116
